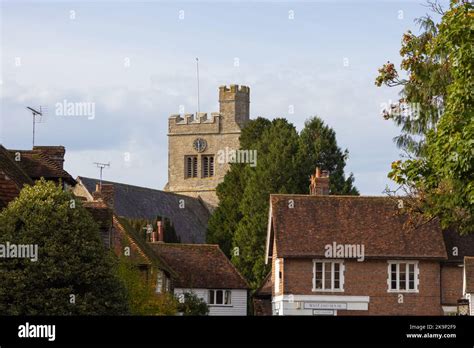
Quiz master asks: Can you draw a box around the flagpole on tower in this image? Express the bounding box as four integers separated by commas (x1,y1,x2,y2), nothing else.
196,57,200,116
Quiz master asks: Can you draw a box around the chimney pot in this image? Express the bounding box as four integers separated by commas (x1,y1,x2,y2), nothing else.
310,167,330,196
157,220,164,242
315,167,321,178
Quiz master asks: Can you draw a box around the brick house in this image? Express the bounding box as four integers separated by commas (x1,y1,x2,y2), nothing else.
264,169,474,316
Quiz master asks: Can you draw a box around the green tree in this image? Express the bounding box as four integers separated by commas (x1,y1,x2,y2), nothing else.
176,292,209,316
232,118,302,288
207,117,272,257
375,1,451,155
382,1,474,233
0,179,129,315
117,257,177,315
298,116,359,195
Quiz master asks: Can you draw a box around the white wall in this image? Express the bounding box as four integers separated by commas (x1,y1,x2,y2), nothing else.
174,288,247,316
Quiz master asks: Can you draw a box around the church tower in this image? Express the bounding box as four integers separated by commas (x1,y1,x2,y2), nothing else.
165,85,250,210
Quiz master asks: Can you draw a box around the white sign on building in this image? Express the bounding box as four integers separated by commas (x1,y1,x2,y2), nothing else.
304,302,347,310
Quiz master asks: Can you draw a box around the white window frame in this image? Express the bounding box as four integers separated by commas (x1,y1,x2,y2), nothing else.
387,261,419,293
208,289,232,307
312,260,345,292
275,258,281,293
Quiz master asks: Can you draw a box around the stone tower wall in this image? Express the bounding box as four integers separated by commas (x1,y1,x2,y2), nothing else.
166,85,250,209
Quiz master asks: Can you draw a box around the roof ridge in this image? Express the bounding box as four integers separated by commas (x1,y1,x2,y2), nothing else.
78,176,209,244
271,194,401,198
78,176,206,201
8,149,74,181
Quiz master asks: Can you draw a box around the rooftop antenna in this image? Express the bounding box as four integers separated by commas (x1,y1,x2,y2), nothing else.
195,57,200,117
26,106,45,147
93,162,110,190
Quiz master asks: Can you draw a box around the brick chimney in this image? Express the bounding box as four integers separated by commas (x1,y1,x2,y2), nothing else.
309,167,330,195
100,184,114,210
33,146,65,169
92,183,114,210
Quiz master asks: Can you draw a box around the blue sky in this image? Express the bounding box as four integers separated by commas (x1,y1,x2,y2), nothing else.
0,0,447,194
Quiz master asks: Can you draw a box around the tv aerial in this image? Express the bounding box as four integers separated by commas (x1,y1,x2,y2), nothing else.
93,162,110,190
26,106,47,147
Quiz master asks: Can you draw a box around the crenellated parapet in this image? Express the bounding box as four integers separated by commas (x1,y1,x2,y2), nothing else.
168,112,221,135
219,84,250,130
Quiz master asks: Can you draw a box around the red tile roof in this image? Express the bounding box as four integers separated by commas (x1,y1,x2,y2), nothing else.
268,194,447,260
8,149,75,185
149,243,249,289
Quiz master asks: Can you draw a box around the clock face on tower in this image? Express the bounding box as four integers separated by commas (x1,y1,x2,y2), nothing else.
193,138,207,153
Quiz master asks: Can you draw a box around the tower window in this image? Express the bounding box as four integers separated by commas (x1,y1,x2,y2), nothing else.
202,155,214,178
185,156,198,178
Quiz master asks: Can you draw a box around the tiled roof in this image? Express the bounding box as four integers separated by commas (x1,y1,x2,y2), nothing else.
268,194,447,260
7,149,75,185
0,145,33,208
148,243,249,289
78,177,210,244
465,257,474,293
442,228,474,263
